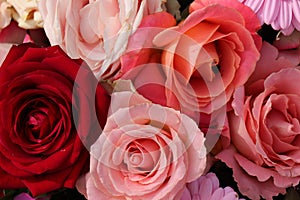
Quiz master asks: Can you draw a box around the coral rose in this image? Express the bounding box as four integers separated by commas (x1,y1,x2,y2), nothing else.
153,0,261,114
76,85,207,200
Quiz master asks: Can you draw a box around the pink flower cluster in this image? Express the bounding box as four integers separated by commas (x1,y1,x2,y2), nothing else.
1,0,300,200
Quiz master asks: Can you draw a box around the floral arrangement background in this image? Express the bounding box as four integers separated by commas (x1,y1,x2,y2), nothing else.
1,0,300,200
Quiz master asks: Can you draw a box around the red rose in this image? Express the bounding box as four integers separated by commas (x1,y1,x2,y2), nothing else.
0,44,110,196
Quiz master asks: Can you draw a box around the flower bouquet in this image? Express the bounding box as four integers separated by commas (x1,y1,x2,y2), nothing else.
1,0,300,200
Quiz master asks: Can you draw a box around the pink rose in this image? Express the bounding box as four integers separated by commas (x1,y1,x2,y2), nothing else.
217,42,300,199
39,0,165,80
76,86,207,200
152,0,261,115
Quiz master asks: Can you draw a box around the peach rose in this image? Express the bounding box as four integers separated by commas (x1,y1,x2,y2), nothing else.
76,85,207,200
39,0,166,80
217,42,300,199
153,0,261,114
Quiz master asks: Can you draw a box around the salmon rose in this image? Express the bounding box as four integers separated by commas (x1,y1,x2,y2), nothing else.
76,85,207,200
217,42,300,200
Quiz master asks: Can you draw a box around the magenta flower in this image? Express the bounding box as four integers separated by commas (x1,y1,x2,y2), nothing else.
180,172,244,200
238,0,300,35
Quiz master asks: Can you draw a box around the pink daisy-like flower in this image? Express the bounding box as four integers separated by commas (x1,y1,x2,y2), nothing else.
180,172,244,200
238,0,300,35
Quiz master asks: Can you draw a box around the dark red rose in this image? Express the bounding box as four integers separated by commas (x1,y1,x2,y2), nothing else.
0,44,110,196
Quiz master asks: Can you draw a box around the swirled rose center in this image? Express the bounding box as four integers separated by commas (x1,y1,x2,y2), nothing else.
26,109,50,139
262,94,300,159
130,153,142,165
125,139,160,174
27,110,48,132
19,99,56,141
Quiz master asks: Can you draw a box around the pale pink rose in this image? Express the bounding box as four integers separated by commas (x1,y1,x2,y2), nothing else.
39,0,165,80
238,0,300,35
180,172,244,200
0,0,12,30
153,0,261,116
217,42,300,199
76,88,207,200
